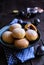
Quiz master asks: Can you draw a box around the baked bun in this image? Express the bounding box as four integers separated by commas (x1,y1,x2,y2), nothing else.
9,23,22,31
2,31,14,44
12,28,25,39
25,24,37,32
14,38,29,49
26,29,38,41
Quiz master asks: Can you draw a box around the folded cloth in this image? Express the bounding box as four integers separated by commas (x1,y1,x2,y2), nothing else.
3,46,34,65
3,41,44,65
16,47,34,63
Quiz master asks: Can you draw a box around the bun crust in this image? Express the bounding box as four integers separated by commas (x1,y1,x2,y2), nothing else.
9,23,22,31
12,28,25,39
26,29,38,41
14,38,29,49
2,31,14,43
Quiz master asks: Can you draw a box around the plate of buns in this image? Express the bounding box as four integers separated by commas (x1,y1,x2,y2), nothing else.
0,21,40,49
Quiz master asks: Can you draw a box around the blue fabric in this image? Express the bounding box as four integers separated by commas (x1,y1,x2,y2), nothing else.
0,18,35,65
10,18,18,24
3,47,17,65
3,46,34,65
16,47,34,62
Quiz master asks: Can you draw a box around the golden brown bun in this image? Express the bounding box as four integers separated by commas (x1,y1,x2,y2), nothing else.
26,29,38,41
14,38,29,49
25,24,37,32
2,31,14,44
12,28,25,39
9,23,22,31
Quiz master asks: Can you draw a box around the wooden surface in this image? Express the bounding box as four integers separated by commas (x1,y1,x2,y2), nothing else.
0,0,44,65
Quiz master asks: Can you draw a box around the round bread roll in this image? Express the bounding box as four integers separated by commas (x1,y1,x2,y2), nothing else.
26,29,38,41
12,28,25,39
14,38,29,49
9,23,22,31
25,24,37,32
2,31,14,44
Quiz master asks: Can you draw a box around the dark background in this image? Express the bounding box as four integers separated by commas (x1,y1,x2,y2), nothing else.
0,0,44,13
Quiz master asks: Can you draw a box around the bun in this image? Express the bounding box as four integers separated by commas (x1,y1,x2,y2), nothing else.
12,28,25,39
25,24,37,32
2,31,14,44
26,29,38,41
9,23,22,31
14,38,29,49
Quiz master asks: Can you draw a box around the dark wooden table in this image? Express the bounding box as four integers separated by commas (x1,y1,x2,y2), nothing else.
0,0,44,65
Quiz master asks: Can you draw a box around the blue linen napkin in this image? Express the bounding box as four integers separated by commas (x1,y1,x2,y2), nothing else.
3,46,34,65
16,47,34,63
0,18,35,65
